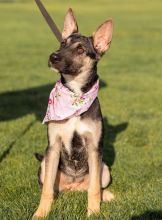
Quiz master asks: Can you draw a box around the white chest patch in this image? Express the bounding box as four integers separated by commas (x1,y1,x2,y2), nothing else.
48,116,91,154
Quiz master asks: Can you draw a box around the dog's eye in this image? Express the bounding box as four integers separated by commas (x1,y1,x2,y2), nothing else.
77,46,85,54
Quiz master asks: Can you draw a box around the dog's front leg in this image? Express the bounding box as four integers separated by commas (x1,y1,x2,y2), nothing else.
86,133,102,216
32,136,61,219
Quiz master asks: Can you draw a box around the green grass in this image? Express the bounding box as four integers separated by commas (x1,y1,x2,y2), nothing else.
0,0,162,219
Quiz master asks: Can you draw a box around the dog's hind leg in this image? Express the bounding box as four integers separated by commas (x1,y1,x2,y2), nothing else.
101,163,114,202
101,162,111,188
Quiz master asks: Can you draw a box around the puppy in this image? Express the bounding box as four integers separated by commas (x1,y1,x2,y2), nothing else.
33,8,113,219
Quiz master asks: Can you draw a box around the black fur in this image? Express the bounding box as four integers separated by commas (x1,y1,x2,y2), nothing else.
59,132,89,178
81,63,98,93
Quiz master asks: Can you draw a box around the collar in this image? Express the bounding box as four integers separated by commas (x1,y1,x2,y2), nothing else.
43,79,99,123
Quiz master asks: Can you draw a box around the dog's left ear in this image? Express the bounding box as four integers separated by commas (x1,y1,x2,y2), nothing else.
93,20,113,54
62,8,78,40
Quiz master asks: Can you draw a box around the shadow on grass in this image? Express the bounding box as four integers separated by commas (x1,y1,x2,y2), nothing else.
0,79,107,122
0,83,53,122
132,210,162,220
0,120,36,163
0,83,53,163
103,118,128,167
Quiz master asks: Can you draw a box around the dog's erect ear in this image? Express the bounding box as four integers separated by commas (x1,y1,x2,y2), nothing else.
93,20,113,54
62,8,78,40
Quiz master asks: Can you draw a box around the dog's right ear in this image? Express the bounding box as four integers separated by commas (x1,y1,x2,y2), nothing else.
62,8,78,40
93,19,113,55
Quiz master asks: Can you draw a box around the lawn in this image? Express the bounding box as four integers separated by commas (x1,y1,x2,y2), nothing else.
0,0,162,219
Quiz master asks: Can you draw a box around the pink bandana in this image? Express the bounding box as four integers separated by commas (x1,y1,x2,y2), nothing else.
43,79,99,123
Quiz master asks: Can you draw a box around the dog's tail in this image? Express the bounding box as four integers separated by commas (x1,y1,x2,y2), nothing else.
34,152,44,162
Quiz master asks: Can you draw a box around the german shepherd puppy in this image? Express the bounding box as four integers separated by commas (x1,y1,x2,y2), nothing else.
33,8,113,219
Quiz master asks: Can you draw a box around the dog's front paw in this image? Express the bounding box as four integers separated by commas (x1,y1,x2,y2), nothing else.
32,206,50,219
32,207,49,220
32,209,46,220
87,205,100,217
32,198,53,219
87,197,100,217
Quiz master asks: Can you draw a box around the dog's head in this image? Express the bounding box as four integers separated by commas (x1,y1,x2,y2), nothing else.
48,8,113,89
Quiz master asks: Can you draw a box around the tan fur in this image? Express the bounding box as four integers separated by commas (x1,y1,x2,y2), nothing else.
62,8,78,40
84,133,101,215
93,20,113,54
33,137,61,219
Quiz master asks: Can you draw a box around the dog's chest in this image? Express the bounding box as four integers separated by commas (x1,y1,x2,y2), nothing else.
60,128,89,177
48,117,92,177
60,117,89,151
49,116,90,150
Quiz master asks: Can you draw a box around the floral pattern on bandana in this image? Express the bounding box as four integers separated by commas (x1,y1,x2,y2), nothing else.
43,79,99,123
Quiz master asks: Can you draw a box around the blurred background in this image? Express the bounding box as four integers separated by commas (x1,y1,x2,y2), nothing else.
0,0,162,219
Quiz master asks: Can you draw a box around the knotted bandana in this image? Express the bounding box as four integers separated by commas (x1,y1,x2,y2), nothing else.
43,79,99,123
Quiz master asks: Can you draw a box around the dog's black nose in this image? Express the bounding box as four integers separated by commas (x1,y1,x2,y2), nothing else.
50,53,61,63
